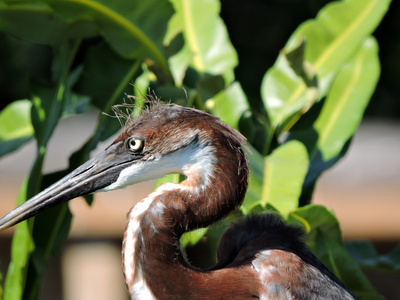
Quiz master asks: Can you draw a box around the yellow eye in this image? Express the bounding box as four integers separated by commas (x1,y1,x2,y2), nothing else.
128,137,144,152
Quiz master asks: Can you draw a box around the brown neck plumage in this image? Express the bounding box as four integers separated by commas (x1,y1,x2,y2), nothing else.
123,118,250,298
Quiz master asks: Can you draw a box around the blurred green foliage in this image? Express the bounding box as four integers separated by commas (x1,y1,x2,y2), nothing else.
0,0,395,299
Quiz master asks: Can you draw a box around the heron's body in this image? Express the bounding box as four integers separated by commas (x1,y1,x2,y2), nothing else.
0,102,356,299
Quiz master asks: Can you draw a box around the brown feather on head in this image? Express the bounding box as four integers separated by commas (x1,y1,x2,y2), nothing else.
109,94,249,160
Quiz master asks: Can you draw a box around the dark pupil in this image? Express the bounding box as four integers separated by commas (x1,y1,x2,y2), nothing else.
131,139,137,147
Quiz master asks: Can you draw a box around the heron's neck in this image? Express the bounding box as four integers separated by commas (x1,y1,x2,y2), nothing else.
123,141,249,298
123,183,181,298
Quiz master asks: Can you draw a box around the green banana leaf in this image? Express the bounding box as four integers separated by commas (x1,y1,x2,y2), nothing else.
0,0,174,80
242,141,309,217
167,0,237,85
0,100,33,157
290,36,381,203
261,0,390,134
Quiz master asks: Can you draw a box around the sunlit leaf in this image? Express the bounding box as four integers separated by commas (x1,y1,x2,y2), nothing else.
262,0,390,131
313,37,380,161
261,141,308,216
243,141,308,216
181,227,208,248
206,82,249,130
288,205,342,247
261,42,316,132
0,100,33,157
289,36,380,203
167,0,237,85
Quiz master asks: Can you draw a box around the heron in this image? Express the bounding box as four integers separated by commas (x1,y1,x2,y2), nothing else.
0,102,356,299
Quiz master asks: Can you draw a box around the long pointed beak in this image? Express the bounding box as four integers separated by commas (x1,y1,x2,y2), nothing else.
0,143,141,231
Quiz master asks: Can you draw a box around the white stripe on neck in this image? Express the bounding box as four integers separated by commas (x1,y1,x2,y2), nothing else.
123,183,179,299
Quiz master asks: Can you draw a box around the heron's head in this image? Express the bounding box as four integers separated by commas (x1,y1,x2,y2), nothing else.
0,102,248,230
